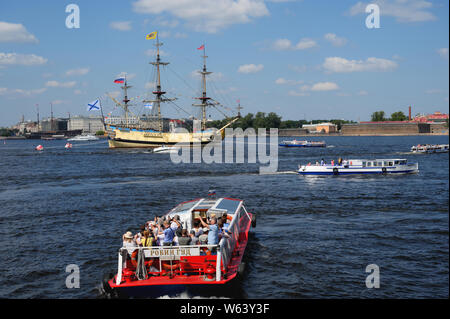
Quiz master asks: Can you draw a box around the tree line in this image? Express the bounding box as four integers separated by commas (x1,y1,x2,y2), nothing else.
206,112,356,130
370,111,409,122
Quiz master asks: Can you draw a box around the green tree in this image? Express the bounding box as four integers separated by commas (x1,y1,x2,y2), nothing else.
264,112,281,128
371,111,387,122
389,111,407,121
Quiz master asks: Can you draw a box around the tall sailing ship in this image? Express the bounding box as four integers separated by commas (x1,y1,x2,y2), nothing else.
106,37,239,148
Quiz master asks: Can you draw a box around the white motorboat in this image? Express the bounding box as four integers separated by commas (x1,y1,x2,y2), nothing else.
153,146,180,154
411,144,449,153
67,134,99,142
298,158,419,175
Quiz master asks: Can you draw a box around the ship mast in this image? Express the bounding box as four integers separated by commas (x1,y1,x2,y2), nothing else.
144,35,170,132
193,45,213,131
122,77,132,127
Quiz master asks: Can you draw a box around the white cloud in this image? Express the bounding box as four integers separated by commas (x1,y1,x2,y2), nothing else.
109,21,132,31
0,53,47,67
0,21,38,43
66,67,90,76
0,87,47,96
237,64,264,74
437,48,449,60
288,90,309,97
132,0,269,33
273,38,317,51
349,0,436,23
295,38,317,50
275,77,303,85
74,89,82,95
45,80,77,88
323,57,398,73
302,82,339,92
273,39,293,51
324,33,347,47
357,90,368,96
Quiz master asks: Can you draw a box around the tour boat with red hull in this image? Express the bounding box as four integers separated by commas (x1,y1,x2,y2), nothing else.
103,197,256,297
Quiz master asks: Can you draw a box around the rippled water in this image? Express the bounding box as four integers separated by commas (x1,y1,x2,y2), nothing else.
0,135,448,298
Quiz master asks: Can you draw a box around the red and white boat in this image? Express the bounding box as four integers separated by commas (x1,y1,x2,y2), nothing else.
103,196,256,297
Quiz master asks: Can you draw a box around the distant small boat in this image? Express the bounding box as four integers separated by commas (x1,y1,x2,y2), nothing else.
67,134,99,142
153,146,180,154
279,140,326,147
35,145,44,151
65,143,73,149
411,144,449,153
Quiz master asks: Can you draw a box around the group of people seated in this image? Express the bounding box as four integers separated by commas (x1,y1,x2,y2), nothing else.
122,212,232,252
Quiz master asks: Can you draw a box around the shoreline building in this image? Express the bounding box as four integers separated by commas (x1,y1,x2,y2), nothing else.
302,122,337,134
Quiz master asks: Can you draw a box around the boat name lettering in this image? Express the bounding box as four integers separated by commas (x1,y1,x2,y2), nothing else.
144,133,162,137
144,247,200,258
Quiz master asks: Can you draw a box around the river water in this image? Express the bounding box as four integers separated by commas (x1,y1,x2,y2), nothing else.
0,135,448,298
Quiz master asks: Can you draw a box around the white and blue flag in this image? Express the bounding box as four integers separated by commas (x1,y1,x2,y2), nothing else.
87,99,101,111
144,102,153,110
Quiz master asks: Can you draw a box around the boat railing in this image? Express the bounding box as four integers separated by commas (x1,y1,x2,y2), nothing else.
116,244,221,285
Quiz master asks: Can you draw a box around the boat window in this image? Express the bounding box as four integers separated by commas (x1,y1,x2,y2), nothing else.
367,162,372,167
377,162,382,167
383,161,388,166
389,161,393,166
399,160,406,165
362,161,366,167
215,198,242,214
171,200,201,213
394,160,399,165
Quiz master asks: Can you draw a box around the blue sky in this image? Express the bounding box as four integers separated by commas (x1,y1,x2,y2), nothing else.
0,0,448,126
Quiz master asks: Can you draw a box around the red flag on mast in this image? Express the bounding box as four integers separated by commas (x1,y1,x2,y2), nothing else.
197,44,204,50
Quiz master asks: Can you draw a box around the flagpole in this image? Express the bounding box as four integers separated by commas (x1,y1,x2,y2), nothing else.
98,97,106,131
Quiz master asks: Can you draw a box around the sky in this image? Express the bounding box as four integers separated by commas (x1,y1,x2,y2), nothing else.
0,0,448,126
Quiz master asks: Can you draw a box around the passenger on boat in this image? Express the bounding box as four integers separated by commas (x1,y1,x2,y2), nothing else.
192,220,204,237
122,231,137,255
321,158,325,166
221,213,230,231
177,229,191,246
139,230,154,247
217,220,231,239
199,215,219,247
338,157,343,165
199,228,209,245
170,215,183,237
160,221,176,246
189,230,199,245
331,160,335,166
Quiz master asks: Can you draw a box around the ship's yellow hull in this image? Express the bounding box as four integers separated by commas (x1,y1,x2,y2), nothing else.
107,126,221,148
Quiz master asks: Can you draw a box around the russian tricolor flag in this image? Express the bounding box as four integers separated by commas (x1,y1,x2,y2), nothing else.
114,78,125,83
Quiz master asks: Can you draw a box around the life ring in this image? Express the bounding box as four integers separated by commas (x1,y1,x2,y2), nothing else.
161,260,180,271
333,168,339,175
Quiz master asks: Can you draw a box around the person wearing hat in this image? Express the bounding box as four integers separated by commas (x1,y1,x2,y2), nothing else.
122,231,137,255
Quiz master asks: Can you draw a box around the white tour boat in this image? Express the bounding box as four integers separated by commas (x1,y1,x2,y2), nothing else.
298,158,419,175
411,144,449,153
